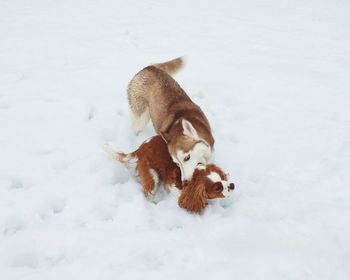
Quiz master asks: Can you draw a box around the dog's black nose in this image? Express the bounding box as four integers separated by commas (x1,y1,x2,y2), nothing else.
229,183,235,190
182,180,189,186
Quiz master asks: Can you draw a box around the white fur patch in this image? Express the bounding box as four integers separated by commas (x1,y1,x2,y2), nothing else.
166,184,181,198
174,141,212,181
196,164,206,170
207,171,221,182
146,168,159,201
132,108,150,135
149,168,159,187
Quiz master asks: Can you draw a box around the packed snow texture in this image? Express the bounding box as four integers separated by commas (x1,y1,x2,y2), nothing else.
1,0,350,279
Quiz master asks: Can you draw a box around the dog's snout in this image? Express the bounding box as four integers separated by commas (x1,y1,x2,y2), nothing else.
182,180,189,186
229,183,235,190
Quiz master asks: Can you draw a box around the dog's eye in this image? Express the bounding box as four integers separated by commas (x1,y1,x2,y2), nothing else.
184,155,191,162
213,182,223,192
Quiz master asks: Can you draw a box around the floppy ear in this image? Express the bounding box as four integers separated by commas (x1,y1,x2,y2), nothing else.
178,181,207,213
182,119,198,139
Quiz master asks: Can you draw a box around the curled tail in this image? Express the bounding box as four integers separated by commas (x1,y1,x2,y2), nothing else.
103,144,136,167
153,57,185,76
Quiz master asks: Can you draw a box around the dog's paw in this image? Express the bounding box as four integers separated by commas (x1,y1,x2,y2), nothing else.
167,185,181,198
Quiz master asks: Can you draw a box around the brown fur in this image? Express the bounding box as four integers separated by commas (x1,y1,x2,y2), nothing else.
127,57,214,158
114,136,232,213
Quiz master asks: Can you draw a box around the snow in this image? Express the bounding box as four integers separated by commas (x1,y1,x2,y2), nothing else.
1,0,350,279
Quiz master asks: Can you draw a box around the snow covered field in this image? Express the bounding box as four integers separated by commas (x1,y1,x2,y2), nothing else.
1,0,350,279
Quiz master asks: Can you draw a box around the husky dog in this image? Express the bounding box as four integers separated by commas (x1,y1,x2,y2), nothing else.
127,57,214,182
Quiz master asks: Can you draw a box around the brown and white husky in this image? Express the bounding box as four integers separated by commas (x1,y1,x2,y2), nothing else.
127,57,215,182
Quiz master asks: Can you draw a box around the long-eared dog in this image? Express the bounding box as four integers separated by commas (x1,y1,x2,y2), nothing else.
127,57,214,183
106,136,234,213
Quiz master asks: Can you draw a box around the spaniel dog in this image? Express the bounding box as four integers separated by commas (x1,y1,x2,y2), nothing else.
105,135,234,213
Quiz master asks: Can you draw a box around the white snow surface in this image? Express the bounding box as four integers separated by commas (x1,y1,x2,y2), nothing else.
1,0,350,279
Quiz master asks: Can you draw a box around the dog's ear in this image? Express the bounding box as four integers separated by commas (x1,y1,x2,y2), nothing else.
182,119,198,139
178,180,207,213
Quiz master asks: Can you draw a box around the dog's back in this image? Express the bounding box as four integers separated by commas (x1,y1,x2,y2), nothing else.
127,58,212,139
115,136,182,189
127,57,186,135
134,136,175,178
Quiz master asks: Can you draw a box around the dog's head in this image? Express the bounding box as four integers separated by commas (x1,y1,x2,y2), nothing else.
178,164,235,213
162,119,213,183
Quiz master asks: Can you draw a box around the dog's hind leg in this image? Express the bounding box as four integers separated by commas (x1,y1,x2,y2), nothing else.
131,107,150,136
127,81,150,135
136,160,159,202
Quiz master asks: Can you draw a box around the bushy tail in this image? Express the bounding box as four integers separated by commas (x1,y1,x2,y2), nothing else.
115,152,136,166
103,144,136,167
153,57,185,75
